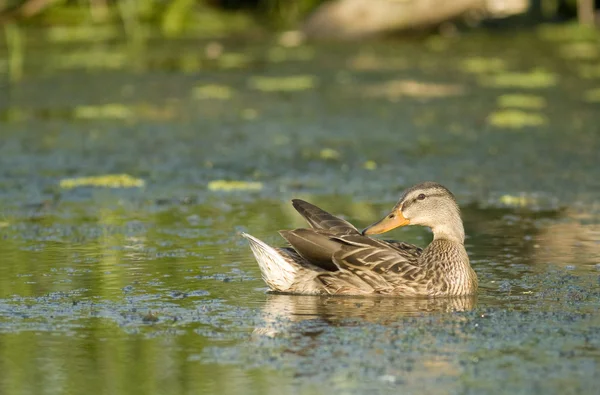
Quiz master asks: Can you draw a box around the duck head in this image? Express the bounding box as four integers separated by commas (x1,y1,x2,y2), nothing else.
362,182,465,243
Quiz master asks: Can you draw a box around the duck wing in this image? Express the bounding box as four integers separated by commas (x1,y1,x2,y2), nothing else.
382,240,423,259
291,199,359,234
279,228,342,272
316,234,426,295
281,200,426,294
279,228,425,285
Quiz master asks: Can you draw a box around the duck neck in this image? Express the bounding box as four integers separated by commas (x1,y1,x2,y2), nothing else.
431,216,465,245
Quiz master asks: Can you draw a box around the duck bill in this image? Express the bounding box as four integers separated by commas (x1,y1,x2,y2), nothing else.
362,210,410,235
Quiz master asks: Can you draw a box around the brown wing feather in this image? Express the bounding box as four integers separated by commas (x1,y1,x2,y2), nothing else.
328,239,427,294
291,199,359,234
316,271,376,295
333,234,422,261
279,229,341,272
333,249,394,292
383,240,423,257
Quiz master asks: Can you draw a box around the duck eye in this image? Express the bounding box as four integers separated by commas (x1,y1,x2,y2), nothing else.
417,194,426,200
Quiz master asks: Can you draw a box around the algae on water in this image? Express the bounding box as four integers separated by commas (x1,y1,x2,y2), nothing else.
208,180,263,191
60,174,145,189
487,110,547,129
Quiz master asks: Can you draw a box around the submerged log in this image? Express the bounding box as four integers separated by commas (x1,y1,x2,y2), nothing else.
302,0,528,39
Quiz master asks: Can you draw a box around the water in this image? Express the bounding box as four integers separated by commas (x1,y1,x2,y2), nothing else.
1,25,600,394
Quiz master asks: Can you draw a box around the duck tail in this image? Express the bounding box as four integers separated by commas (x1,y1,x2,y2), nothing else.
241,233,298,292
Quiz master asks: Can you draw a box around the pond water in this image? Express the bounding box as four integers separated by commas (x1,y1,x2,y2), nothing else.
1,24,600,394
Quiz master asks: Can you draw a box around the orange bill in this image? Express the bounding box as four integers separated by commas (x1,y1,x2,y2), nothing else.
362,210,410,235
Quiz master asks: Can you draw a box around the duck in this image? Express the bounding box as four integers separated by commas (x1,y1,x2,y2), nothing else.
242,182,477,297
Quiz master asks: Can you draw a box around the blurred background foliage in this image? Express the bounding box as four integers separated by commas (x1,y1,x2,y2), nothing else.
0,0,597,36
0,0,323,32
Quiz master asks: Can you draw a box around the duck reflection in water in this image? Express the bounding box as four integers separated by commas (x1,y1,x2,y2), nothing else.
253,293,477,337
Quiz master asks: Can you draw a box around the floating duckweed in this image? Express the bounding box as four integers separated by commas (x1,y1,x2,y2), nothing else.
60,174,145,189
499,194,538,207
584,88,600,102
536,23,599,42
75,104,133,119
56,51,126,70
365,80,464,100
363,160,377,170
349,54,408,71
425,36,449,52
208,180,263,191
480,70,558,89
268,47,314,62
193,84,233,100
461,57,506,74
267,48,290,63
218,53,250,69
559,42,599,60
47,25,120,42
278,30,305,47
179,53,202,72
487,110,547,129
497,94,547,109
248,75,316,92
241,108,258,120
319,148,341,160
577,64,600,79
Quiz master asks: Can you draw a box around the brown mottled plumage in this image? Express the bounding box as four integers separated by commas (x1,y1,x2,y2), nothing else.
242,182,478,297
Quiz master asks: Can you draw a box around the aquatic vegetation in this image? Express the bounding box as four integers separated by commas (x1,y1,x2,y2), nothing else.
460,57,507,74
487,109,548,128
559,42,599,60
319,148,341,160
364,79,464,100
4,23,24,82
497,94,547,109
60,174,145,189
536,22,599,42
248,75,316,92
479,69,558,89
498,194,540,207
577,64,600,79
218,53,252,69
363,160,377,170
348,53,409,71
52,50,127,70
193,84,234,100
207,180,263,191
425,35,450,52
46,25,121,43
584,88,600,102
267,46,314,63
74,104,134,120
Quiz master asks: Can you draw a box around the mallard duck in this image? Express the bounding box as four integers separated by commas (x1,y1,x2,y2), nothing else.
242,182,477,296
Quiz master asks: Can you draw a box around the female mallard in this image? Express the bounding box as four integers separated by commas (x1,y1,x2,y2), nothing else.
242,182,477,296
